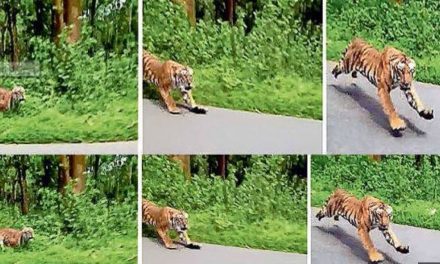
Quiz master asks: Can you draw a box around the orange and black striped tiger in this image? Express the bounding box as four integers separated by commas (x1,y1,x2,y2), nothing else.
0,227,34,248
332,38,433,132
316,189,409,263
0,86,25,112
142,199,200,250
143,50,207,114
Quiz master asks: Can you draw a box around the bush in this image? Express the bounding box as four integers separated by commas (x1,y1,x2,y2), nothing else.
144,0,322,119
143,155,307,253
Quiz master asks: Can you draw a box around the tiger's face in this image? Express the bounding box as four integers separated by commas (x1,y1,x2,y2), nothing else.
372,203,393,230
170,210,189,233
176,67,194,93
20,227,34,245
12,86,26,102
393,57,416,90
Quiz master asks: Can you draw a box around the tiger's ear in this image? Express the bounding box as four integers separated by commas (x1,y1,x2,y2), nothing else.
182,211,189,218
408,59,416,70
186,67,193,75
385,205,393,215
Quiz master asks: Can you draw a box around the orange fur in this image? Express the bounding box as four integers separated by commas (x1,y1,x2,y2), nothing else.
332,38,433,131
142,199,194,249
0,227,34,248
143,50,206,114
0,86,25,112
317,189,409,262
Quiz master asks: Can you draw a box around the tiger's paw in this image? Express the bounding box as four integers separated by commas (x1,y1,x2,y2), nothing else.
315,212,324,221
332,67,341,79
185,243,201,250
390,117,406,132
165,244,178,250
419,108,434,120
168,108,182,114
191,106,207,114
396,245,409,254
369,251,384,263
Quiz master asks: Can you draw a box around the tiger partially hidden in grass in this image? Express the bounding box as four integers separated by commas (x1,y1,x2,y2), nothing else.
0,86,26,112
0,227,34,249
143,50,207,115
142,199,200,250
332,38,433,132
316,189,409,263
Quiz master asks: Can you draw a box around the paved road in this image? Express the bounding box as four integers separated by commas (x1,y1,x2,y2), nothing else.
327,61,439,154
0,141,138,154
143,99,322,154
143,238,306,264
311,207,440,264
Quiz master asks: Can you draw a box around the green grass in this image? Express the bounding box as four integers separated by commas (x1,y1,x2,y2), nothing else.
0,94,137,143
144,64,322,120
0,235,136,264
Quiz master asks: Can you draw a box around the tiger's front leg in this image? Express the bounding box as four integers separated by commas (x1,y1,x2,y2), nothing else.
159,87,181,114
156,228,177,249
179,231,201,249
377,85,406,131
357,227,384,263
381,227,409,254
182,91,207,114
403,86,433,120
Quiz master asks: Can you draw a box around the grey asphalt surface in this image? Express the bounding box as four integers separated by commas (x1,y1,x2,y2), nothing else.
0,141,137,154
311,207,440,264
143,99,322,154
327,61,439,154
143,238,306,264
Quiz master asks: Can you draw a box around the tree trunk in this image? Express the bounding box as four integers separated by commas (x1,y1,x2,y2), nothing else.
217,155,228,179
58,155,71,193
226,0,235,24
35,0,45,35
90,0,97,27
63,0,82,43
69,155,86,193
173,0,196,26
42,157,53,187
93,155,100,178
52,0,64,42
5,1,19,70
15,156,29,215
170,155,191,179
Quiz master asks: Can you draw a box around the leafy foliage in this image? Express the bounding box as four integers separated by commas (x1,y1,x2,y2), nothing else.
143,155,307,253
327,0,440,84
0,0,137,143
0,155,137,263
312,155,440,230
144,0,322,119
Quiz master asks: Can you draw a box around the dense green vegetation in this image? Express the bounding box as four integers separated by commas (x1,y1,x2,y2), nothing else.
312,155,440,230
327,0,440,84
144,0,322,119
143,155,308,253
0,1,137,143
0,155,137,263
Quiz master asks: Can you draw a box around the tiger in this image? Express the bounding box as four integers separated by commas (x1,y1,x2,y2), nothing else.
332,38,433,132
142,199,200,250
316,189,409,263
0,86,25,112
0,227,34,249
143,50,207,115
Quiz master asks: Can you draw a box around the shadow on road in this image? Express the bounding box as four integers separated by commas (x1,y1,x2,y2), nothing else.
330,84,425,137
314,225,401,264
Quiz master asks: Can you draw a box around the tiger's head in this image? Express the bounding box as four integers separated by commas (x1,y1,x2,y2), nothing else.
370,202,393,231
11,86,26,110
390,55,416,90
175,67,194,93
20,227,34,245
169,209,189,233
